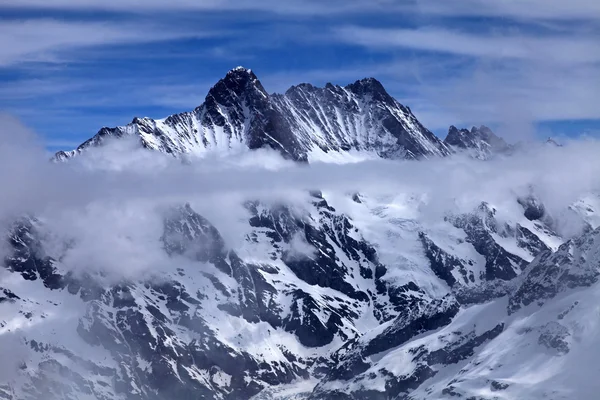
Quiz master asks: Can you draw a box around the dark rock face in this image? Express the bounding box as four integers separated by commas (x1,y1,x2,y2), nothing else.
453,280,512,306
490,380,510,391
517,195,545,221
508,227,600,314
538,322,570,355
516,224,550,255
419,232,471,287
424,323,504,366
4,218,65,290
3,197,430,399
361,296,460,359
448,203,527,282
0,287,19,303
54,68,450,163
312,296,460,397
311,318,504,399
282,289,339,347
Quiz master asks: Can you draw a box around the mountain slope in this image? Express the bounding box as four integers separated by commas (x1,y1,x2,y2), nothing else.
2,179,587,400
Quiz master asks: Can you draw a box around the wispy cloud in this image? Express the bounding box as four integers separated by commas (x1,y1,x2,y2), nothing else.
0,0,598,147
330,20,600,140
334,26,600,65
0,0,384,15
413,0,600,21
0,19,224,67
4,0,600,20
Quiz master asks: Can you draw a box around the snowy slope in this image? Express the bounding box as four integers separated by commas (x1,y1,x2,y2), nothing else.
3,178,594,400
272,80,449,161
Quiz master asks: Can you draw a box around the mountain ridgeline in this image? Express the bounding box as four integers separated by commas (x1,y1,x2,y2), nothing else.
55,67,507,163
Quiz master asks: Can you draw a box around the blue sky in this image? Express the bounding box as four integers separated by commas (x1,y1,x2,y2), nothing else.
0,0,599,152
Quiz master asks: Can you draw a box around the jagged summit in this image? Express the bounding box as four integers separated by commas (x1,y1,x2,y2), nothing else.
205,66,267,107
232,65,251,72
286,77,392,104
345,77,392,102
54,67,449,162
444,124,511,160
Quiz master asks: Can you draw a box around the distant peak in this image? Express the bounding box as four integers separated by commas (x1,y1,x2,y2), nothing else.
448,125,463,135
444,124,510,157
447,125,497,140
471,125,494,136
446,125,470,141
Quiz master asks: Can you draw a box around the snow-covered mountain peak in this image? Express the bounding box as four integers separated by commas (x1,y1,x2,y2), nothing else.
344,77,394,103
53,67,453,163
203,66,268,109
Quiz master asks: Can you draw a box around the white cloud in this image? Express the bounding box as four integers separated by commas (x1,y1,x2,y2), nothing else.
1,0,597,139
334,26,600,65
3,0,600,20
284,232,318,261
0,19,221,66
413,0,600,21
331,23,600,136
3,114,600,281
0,0,382,15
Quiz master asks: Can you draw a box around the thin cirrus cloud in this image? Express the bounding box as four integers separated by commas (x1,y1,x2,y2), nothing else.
0,19,225,67
0,0,598,147
330,22,600,136
0,0,382,15
413,0,600,20
3,0,600,20
333,26,600,65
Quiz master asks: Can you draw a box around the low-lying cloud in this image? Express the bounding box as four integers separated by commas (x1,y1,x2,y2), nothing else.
2,114,600,281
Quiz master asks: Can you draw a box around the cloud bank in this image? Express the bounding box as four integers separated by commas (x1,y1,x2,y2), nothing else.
1,114,600,281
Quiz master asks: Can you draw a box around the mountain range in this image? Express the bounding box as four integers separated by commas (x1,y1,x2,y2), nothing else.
1,67,595,400
55,67,511,163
